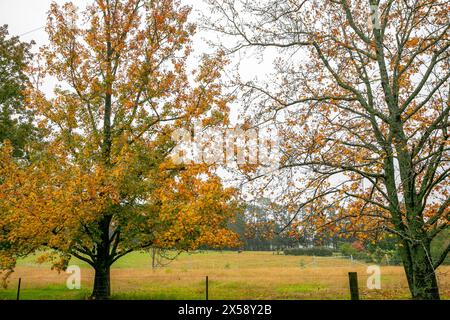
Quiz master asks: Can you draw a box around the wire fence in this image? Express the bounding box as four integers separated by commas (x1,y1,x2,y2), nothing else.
2,254,449,300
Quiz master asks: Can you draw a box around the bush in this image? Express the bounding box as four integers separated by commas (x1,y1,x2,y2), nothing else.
340,242,403,265
284,247,335,256
339,243,371,261
339,243,359,256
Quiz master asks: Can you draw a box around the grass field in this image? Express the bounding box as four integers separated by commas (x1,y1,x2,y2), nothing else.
0,251,448,300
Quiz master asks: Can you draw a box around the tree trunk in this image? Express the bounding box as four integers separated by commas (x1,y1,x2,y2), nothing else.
90,215,113,300
411,244,440,300
401,242,440,300
152,248,157,270
91,264,111,300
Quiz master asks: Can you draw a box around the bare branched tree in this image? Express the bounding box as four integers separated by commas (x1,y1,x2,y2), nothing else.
206,0,449,299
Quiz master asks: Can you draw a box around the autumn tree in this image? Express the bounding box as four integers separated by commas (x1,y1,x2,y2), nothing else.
0,0,239,300
0,25,41,282
207,0,449,299
0,25,38,158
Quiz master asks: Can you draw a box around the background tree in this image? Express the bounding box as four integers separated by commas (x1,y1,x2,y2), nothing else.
0,25,41,284
0,0,239,299
0,25,38,158
235,200,311,251
207,0,449,299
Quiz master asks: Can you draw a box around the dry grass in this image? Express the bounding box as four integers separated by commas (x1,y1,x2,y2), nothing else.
1,251,449,300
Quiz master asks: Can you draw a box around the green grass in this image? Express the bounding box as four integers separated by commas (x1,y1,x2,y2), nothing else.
277,283,326,294
16,250,158,269
0,251,448,300
0,284,91,300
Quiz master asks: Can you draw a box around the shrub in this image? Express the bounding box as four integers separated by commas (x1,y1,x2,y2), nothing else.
351,241,365,251
339,243,359,256
340,242,403,265
339,243,370,261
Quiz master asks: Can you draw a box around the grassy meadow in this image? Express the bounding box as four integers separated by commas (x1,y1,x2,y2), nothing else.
0,251,448,300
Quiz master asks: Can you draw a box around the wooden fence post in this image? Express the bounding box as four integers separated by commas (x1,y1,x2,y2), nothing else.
16,278,22,301
206,276,209,300
348,272,359,300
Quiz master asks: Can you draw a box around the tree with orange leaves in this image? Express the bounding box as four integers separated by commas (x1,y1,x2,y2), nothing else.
0,0,239,299
208,0,449,299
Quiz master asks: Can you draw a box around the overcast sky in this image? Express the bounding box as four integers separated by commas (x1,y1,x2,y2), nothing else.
0,0,88,43
0,0,276,123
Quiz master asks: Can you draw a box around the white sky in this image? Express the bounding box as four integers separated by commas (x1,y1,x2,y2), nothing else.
0,0,88,41
0,0,274,92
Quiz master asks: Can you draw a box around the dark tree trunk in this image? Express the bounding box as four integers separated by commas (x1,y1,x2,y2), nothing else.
90,215,113,300
92,264,111,300
410,245,440,300
400,242,440,300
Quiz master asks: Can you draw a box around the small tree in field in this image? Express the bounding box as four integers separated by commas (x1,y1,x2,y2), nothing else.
0,0,239,299
207,0,449,299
